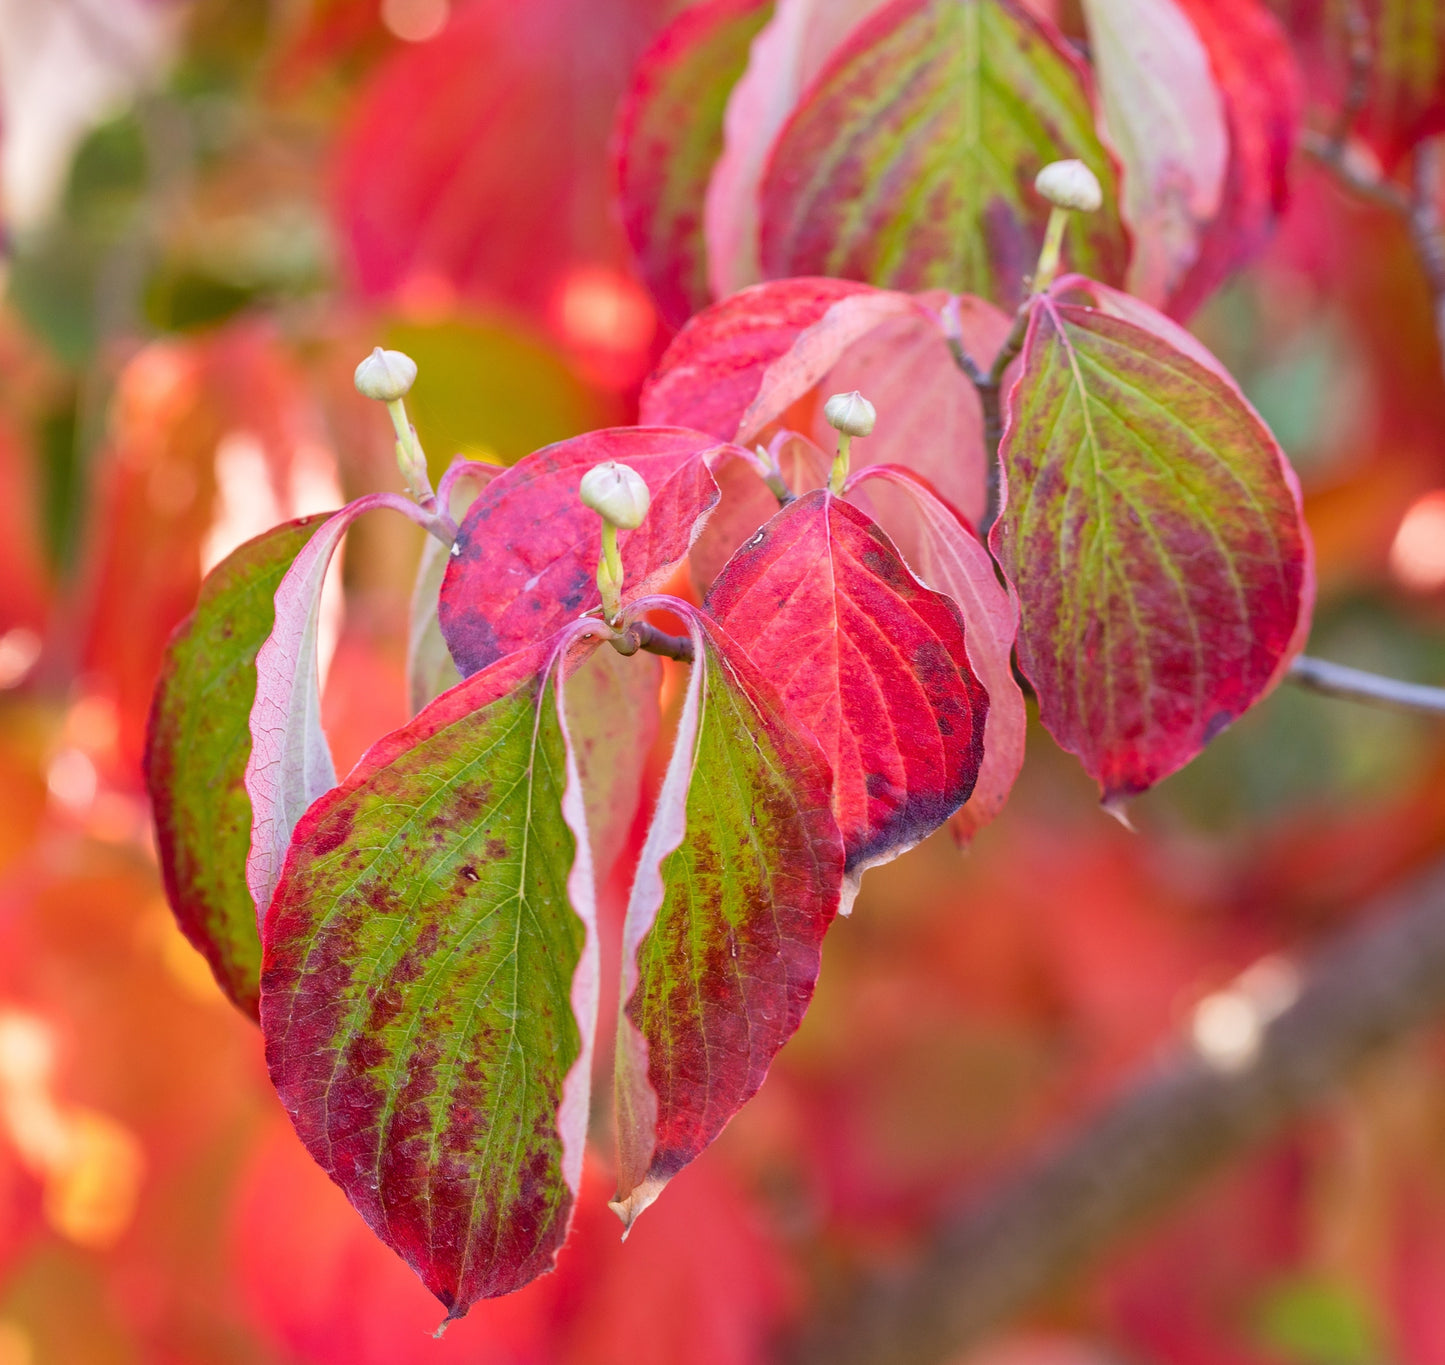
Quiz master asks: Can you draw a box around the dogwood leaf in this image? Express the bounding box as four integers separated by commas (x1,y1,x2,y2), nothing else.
438,428,730,677
615,0,775,327
1080,0,1229,307
756,0,1127,307
1167,0,1300,318
245,493,443,923
845,465,1024,843
992,293,1312,805
145,515,329,1018
611,601,844,1227
642,278,1008,522
261,623,605,1317
706,490,988,900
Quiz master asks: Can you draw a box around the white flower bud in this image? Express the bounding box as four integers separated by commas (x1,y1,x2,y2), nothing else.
354,347,418,402
1034,159,1103,213
824,390,877,439
579,461,651,530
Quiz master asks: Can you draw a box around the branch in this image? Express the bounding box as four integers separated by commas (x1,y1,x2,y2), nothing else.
1288,654,1445,716
607,620,695,663
796,858,1445,1365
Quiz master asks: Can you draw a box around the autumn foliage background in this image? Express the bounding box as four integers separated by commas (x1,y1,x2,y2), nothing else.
2,0,1445,1362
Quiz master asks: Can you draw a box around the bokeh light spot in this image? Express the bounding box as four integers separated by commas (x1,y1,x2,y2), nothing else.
1389,489,1445,591
381,0,450,44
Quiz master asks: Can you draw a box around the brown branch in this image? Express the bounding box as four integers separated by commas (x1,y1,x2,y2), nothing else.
796,859,1445,1365
607,620,695,663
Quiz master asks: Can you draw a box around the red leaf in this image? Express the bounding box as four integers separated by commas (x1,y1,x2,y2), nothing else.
705,490,988,899
611,601,844,1225
1167,0,1302,318
262,623,605,1314
845,465,1025,843
437,427,729,677
992,294,1313,804
687,431,831,595
245,494,443,920
642,278,1007,523
640,276,873,440
616,0,776,328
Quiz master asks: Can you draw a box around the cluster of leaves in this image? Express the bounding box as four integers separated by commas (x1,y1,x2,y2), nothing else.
137,0,1346,1319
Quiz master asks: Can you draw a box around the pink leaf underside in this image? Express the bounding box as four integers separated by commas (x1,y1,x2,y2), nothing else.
704,0,892,297
688,430,831,595
991,296,1312,804
643,278,1008,525
261,622,606,1315
245,492,439,924
845,464,1025,844
1079,0,1229,308
615,0,776,328
437,427,731,678
611,601,845,1227
705,488,989,897
640,276,874,440
1166,0,1301,318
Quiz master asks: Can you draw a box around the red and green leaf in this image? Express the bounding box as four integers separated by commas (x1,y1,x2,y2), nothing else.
145,515,329,1019
845,465,1025,843
245,493,443,920
261,623,606,1316
756,0,1128,308
706,489,989,896
438,428,729,678
611,602,844,1226
615,0,775,328
991,293,1313,805
704,0,893,296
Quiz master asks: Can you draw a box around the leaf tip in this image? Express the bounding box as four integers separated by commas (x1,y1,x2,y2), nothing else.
609,1173,667,1236
1100,794,1138,832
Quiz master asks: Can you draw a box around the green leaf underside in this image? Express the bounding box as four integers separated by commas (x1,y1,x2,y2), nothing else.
992,297,1309,801
757,0,1127,308
146,515,329,1017
616,0,775,327
261,630,601,1316
613,606,844,1226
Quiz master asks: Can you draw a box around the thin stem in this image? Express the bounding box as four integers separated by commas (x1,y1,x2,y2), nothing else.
828,432,852,495
597,522,624,623
1287,654,1445,716
1031,206,1070,295
386,397,437,509
606,620,695,663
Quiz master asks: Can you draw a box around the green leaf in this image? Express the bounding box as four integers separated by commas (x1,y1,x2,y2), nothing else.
261,624,606,1316
145,515,329,1017
756,0,1127,308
